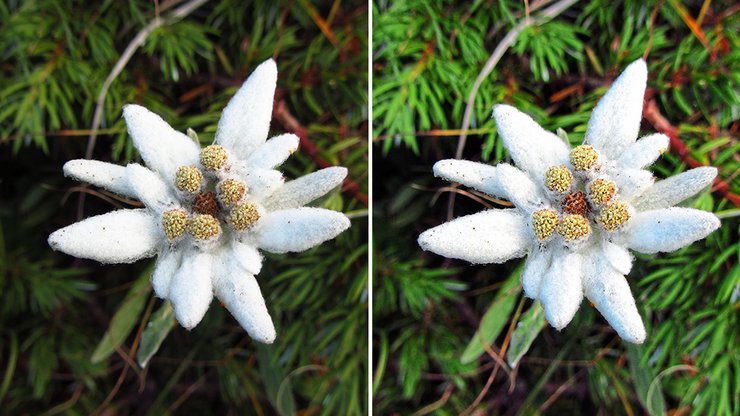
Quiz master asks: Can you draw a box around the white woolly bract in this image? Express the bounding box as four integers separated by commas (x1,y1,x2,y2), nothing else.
256,207,351,253
122,104,200,179
612,168,654,201
496,164,545,213
632,167,717,210
63,159,134,198
262,167,347,211
625,207,720,254
231,240,263,275
169,251,214,330
232,167,284,202
213,258,275,344
215,59,277,160
600,241,633,275
48,209,159,264
583,256,646,343
492,104,570,181
432,159,503,198
418,209,530,264
151,248,181,299
585,59,647,160
521,248,551,299
539,250,583,330
245,133,299,170
126,163,178,213
616,133,670,170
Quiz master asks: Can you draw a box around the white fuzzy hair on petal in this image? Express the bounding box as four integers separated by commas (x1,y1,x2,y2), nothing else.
585,59,647,160
601,241,633,275
245,133,300,170
492,104,570,181
122,104,200,179
583,256,646,344
612,168,654,201
496,164,546,213
418,209,530,264
626,207,720,253
256,207,350,253
63,159,134,198
632,167,717,210
539,250,584,330
232,167,285,202
213,258,275,344
432,159,504,198
151,248,182,299
262,167,347,211
126,163,178,214
521,247,551,299
616,133,670,170
215,59,277,160
231,240,263,275
169,251,214,330
48,209,159,264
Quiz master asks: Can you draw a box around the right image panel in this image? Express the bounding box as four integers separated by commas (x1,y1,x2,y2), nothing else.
372,1,737,414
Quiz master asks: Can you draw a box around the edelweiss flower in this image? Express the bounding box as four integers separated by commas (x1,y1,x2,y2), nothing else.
49,60,350,343
418,59,720,343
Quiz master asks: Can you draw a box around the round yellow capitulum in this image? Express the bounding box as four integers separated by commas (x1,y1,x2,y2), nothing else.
200,145,229,171
544,165,573,193
531,209,559,241
218,179,246,206
570,145,599,171
174,165,203,194
556,214,591,241
187,214,221,240
229,202,260,231
588,178,616,206
598,201,630,231
162,209,189,241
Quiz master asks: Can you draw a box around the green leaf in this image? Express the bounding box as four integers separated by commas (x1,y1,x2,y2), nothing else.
460,269,521,364
136,301,175,368
506,301,546,368
91,269,151,364
256,343,296,415
627,343,666,416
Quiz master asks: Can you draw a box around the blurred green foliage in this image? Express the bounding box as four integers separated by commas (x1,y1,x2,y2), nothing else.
373,0,738,414
0,0,367,414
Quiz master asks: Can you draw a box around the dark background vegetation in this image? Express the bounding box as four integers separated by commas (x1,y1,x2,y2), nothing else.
373,0,738,414
0,0,367,414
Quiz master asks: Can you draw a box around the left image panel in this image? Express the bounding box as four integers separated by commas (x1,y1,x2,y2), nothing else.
0,1,367,414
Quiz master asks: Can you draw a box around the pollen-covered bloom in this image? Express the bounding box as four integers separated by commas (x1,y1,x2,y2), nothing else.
48,60,350,344
418,59,720,344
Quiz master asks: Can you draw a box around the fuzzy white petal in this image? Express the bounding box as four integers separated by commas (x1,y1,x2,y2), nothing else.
63,159,134,198
585,59,647,160
262,167,347,211
169,251,214,330
432,159,503,197
213,258,275,343
626,207,720,253
126,164,178,213
521,247,552,299
233,166,284,202
256,207,350,253
493,105,570,180
601,241,633,275
613,168,654,200
583,256,645,343
231,240,263,275
48,209,159,263
418,209,530,264
151,248,182,299
632,167,717,210
122,104,200,179
539,250,584,330
616,133,670,170
215,59,277,159
496,164,546,213
245,133,299,170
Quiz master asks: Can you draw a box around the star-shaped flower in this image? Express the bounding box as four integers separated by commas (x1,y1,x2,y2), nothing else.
49,60,350,343
418,59,720,343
